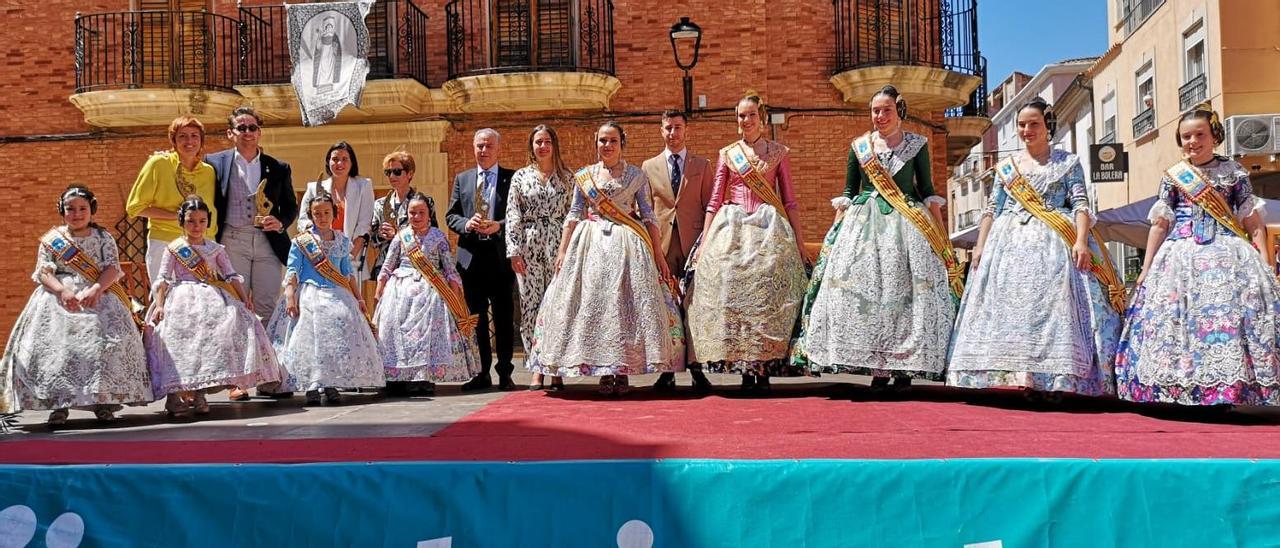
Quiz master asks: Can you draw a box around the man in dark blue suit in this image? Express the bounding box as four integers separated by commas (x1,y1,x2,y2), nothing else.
207,106,298,399
447,128,517,391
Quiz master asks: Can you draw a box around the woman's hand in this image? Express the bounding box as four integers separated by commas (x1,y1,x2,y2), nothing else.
553,251,566,273
58,288,81,312
1072,241,1092,271
150,306,165,324
656,256,672,281
356,298,367,315
379,222,396,241
76,284,103,308
1136,270,1148,287
970,246,984,269
286,291,300,318
510,256,527,276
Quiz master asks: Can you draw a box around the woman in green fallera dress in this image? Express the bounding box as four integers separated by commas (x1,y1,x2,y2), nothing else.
793,85,955,391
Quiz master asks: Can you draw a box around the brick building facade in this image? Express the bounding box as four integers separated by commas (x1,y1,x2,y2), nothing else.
0,0,983,335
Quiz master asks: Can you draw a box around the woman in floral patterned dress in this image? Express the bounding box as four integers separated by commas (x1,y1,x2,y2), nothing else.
685,94,812,393
374,195,481,390
793,85,953,392
1116,103,1280,406
948,98,1121,400
528,122,681,396
1,185,152,425
266,191,384,406
506,125,572,391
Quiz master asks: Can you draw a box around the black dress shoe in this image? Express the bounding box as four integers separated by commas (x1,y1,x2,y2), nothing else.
690,371,712,393
462,375,493,391
497,376,516,391
740,374,756,391
653,373,677,392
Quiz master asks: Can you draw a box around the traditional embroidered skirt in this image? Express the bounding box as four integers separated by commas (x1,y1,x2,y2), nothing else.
794,202,954,379
0,274,151,412
527,219,682,377
145,282,282,397
266,283,385,392
685,204,807,375
947,213,1120,396
373,268,481,383
1116,236,1280,405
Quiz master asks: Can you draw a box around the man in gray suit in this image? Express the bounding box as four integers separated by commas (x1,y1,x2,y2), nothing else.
446,129,517,391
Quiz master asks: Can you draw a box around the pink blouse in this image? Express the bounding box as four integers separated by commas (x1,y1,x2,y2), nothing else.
706,140,800,216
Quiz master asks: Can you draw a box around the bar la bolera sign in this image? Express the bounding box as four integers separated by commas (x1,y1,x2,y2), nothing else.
1090,143,1127,182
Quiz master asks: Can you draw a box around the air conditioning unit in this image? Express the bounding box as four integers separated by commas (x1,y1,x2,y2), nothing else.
1224,115,1280,157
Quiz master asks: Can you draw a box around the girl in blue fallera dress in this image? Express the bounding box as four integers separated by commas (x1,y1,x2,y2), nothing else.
1116,103,1280,406
266,192,384,406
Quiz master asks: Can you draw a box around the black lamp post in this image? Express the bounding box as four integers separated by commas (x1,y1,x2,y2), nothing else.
669,17,703,114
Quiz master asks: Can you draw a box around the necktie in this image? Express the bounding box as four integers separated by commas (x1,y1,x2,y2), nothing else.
669,154,682,197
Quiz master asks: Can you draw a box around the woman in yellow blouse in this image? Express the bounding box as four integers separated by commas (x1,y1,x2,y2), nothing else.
125,116,219,285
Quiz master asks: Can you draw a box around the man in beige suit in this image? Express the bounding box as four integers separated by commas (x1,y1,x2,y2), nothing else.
643,110,715,393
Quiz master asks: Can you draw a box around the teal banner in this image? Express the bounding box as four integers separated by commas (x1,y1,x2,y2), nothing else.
0,459,1277,547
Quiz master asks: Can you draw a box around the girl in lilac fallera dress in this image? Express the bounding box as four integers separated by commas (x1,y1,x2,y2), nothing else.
1116,103,1280,406
145,196,282,418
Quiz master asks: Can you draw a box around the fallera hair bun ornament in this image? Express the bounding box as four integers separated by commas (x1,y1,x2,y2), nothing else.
872,85,908,119
58,185,98,215
1176,101,1225,146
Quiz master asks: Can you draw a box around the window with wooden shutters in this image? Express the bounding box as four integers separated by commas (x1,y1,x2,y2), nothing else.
131,0,209,86
489,0,578,70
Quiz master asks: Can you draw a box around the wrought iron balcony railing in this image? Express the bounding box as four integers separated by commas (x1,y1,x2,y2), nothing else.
1132,107,1156,138
75,10,240,93
238,0,429,86
947,55,988,118
1178,73,1207,112
445,0,615,79
833,0,981,77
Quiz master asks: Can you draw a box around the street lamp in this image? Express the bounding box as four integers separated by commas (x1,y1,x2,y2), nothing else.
669,16,703,114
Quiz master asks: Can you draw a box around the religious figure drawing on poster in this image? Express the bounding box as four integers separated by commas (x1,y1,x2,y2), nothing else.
287,1,374,127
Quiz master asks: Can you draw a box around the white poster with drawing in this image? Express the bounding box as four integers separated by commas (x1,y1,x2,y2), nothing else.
286,1,374,127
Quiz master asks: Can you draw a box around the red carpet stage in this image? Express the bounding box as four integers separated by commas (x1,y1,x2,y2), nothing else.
5,386,1280,464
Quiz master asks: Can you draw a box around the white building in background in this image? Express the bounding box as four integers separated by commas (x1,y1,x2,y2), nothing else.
948,58,1098,247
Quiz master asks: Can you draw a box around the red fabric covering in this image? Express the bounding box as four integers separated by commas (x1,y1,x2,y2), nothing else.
4,388,1280,464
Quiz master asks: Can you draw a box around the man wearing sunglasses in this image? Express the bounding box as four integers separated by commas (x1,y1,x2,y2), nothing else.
207,106,299,399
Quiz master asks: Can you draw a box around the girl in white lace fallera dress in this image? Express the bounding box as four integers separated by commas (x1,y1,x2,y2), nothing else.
145,196,282,418
0,186,152,425
374,195,482,389
948,98,1123,399
266,192,384,406
527,122,683,396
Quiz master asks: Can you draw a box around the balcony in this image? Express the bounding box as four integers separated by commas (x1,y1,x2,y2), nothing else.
235,0,437,124
70,10,244,127
1132,107,1156,138
442,0,620,113
830,0,983,111
1178,73,1207,112
944,56,990,167
1120,0,1166,37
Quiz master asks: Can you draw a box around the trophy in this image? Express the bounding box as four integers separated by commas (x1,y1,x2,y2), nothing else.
474,185,491,240
252,178,273,228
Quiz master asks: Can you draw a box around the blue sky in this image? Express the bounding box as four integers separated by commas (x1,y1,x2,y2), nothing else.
979,1,1110,84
